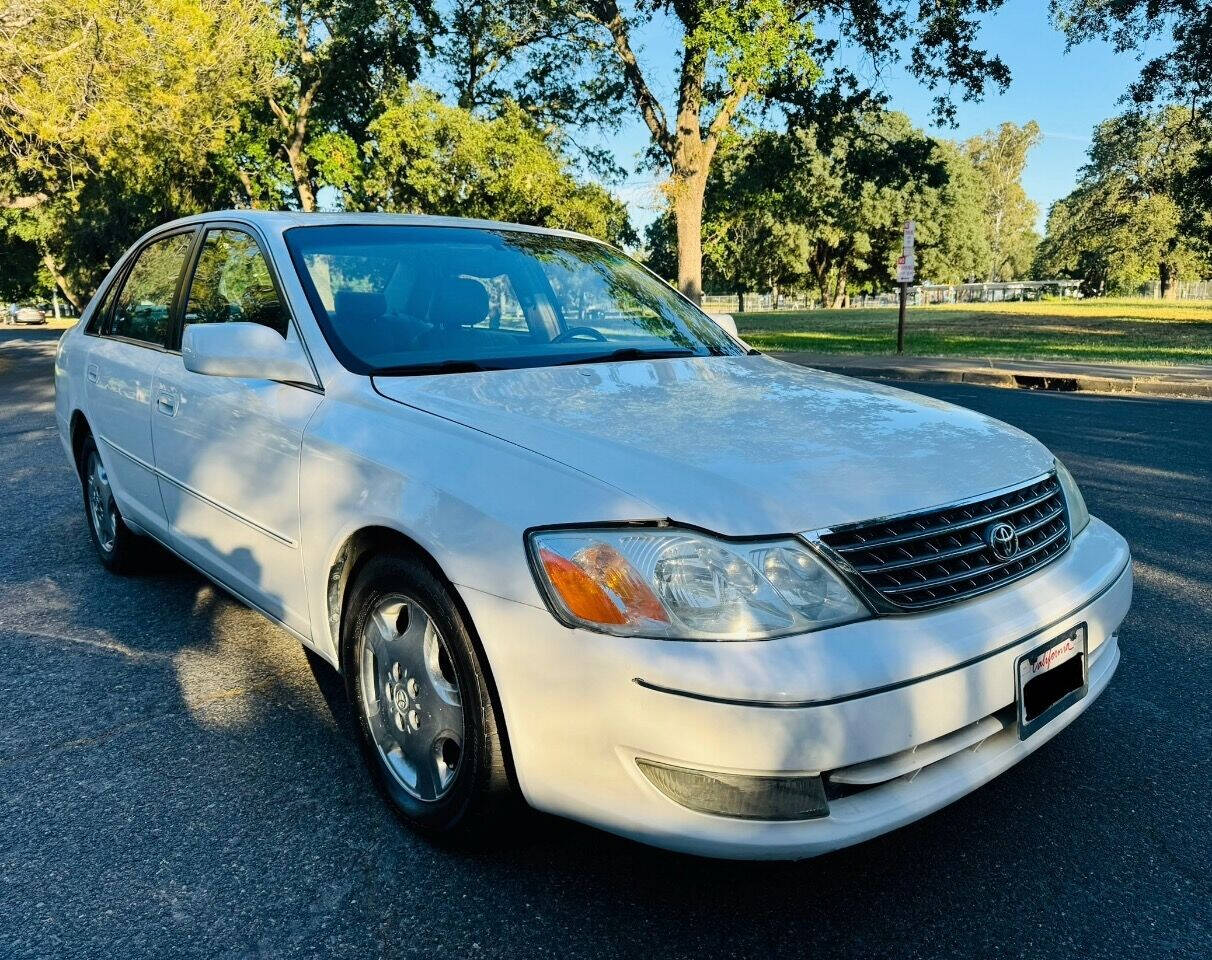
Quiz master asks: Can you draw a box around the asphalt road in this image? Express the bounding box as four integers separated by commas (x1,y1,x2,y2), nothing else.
1,328,1209,959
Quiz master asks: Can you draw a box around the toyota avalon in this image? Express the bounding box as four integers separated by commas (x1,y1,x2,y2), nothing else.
54,212,1131,859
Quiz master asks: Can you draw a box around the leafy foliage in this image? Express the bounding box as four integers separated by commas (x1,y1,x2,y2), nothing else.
0,0,278,303
1036,107,1212,295
964,122,1041,281
1052,1,1212,253
359,87,635,243
435,0,1015,300
647,111,994,305
1052,0,1212,115
257,0,439,209
0,0,275,196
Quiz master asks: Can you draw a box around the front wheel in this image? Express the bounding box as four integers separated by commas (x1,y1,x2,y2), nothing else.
344,554,513,835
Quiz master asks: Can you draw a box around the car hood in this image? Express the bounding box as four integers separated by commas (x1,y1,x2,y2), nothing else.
373,354,1054,535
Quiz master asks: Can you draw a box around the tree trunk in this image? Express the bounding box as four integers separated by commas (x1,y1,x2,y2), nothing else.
40,251,80,310
672,169,707,304
813,269,830,308
830,268,848,309
737,290,745,313
1159,262,1176,300
287,144,317,212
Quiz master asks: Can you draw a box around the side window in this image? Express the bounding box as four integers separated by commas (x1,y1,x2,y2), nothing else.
185,229,289,337
109,233,192,345
476,275,527,332
85,274,121,335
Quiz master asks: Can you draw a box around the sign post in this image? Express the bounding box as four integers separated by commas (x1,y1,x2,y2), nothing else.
896,221,915,354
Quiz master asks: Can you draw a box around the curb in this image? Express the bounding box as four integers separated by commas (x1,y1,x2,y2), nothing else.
772,355,1212,400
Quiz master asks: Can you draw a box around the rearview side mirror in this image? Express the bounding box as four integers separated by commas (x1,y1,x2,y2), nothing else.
182,322,315,385
708,312,739,337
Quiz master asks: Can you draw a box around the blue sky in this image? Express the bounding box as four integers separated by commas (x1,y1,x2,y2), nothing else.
574,0,1168,237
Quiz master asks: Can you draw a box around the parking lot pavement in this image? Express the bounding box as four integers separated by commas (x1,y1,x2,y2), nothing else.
1,328,1208,960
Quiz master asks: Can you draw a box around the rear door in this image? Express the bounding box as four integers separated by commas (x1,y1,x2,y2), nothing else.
151,224,322,636
82,229,196,538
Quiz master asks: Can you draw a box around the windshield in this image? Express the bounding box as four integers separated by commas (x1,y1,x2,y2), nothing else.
284,225,744,374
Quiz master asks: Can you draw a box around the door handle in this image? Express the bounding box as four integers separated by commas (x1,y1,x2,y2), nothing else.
156,391,179,416
86,363,99,383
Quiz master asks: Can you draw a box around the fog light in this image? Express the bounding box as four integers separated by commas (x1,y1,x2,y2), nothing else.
637,759,829,821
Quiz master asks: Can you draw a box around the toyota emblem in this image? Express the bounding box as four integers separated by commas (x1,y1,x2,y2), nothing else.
985,521,1019,561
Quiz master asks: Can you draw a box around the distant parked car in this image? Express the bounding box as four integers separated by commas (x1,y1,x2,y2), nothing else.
13,305,47,325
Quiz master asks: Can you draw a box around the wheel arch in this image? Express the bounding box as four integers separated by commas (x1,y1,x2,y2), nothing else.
326,524,520,790
69,410,93,480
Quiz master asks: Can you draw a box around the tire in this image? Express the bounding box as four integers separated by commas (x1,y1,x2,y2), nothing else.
343,553,513,836
79,436,145,573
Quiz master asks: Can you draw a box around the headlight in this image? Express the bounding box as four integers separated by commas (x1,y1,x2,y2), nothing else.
526,526,868,640
1055,458,1090,536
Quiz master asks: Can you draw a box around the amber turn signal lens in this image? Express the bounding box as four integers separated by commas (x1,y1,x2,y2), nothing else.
538,543,670,628
538,547,628,625
575,544,669,624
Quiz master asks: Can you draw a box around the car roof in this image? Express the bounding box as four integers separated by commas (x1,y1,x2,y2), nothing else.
150,210,605,245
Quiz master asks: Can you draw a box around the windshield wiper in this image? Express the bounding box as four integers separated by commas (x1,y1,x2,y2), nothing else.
370,359,497,377
555,347,696,367
371,348,700,376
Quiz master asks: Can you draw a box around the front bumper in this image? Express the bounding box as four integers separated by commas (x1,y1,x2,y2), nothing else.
462,517,1131,859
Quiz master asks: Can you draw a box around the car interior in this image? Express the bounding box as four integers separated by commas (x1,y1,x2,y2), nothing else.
288,229,723,371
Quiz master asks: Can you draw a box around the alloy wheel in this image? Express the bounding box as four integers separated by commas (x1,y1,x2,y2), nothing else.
358,594,464,802
86,451,117,553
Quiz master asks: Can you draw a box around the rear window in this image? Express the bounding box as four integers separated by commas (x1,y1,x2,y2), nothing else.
107,232,193,346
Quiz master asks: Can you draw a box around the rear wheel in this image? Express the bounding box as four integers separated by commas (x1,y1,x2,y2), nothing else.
80,436,144,573
344,553,513,835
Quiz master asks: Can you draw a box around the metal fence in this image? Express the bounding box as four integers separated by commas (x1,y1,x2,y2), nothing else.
700,293,815,313
1138,280,1212,300
702,280,1083,313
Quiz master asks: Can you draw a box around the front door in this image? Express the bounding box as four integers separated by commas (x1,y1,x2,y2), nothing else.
83,230,195,538
151,227,321,636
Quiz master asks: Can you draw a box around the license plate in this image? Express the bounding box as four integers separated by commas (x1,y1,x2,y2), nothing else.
1017,624,1088,739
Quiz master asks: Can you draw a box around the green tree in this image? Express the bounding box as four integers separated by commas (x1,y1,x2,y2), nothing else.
359,87,634,243
692,133,812,307
254,0,439,211
0,230,43,302
1052,0,1211,115
649,111,989,306
1053,1,1212,253
1036,107,1211,296
964,121,1040,281
441,1,1012,303
914,140,991,285
0,0,277,302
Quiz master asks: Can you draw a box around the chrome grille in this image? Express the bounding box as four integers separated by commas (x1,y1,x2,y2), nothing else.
816,474,1070,611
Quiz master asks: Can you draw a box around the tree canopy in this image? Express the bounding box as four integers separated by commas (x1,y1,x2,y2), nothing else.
646,110,996,306
964,122,1040,282
250,0,439,211
1052,0,1212,256
0,0,630,305
0,0,278,303
7,0,1196,312
434,0,1015,302
356,87,634,243
1036,107,1212,295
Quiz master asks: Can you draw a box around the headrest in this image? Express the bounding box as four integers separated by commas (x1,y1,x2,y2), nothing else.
332,290,386,324
431,277,489,330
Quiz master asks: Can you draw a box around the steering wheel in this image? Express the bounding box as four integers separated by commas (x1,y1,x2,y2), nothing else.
552,325,608,343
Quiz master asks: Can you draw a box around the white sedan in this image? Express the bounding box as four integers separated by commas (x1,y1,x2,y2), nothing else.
54,212,1131,859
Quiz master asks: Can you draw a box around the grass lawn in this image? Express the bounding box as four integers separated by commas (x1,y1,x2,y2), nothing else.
735,298,1212,366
